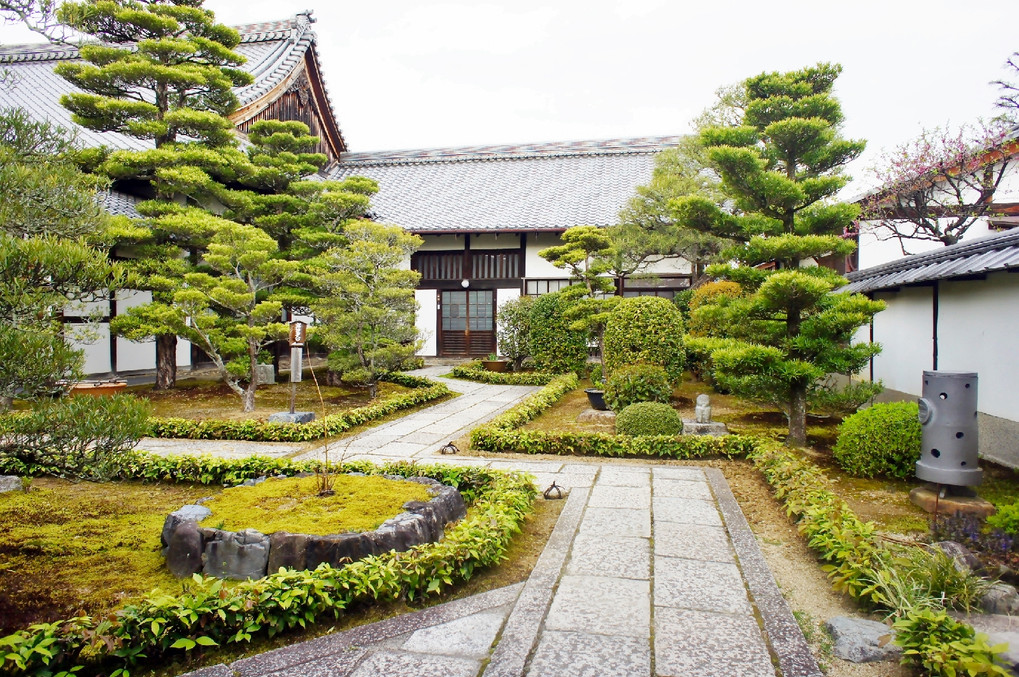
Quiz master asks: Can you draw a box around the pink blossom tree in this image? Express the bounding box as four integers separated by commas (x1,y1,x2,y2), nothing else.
861,120,1016,253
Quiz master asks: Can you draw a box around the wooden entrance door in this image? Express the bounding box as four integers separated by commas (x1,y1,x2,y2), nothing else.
439,290,495,356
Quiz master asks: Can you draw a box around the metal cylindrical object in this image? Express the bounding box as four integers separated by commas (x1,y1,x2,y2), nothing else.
915,371,981,486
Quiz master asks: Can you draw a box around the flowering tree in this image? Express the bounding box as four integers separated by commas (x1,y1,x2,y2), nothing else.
994,51,1019,118
861,121,1016,253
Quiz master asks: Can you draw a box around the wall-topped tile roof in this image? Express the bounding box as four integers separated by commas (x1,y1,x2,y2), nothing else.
329,136,681,233
0,12,342,150
842,228,1019,293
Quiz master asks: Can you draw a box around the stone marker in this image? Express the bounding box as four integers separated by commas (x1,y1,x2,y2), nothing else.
695,394,712,423
253,363,275,385
825,616,900,663
166,521,205,578
0,475,22,493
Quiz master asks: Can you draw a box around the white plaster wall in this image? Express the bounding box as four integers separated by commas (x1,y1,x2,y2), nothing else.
114,290,154,371
870,286,933,396
68,323,111,375
472,233,520,250
415,288,438,356
418,234,462,251
175,336,192,369
641,257,692,275
525,233,569,278
937,273,1019,421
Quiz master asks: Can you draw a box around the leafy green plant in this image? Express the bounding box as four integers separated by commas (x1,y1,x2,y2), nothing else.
893,608,1010,676
0,394,150,481
603,364,671,412
497,295,535,371
987,502,1019,535
615,402,683,437
832,402,921,479
449,362,558,386
602,296,685,382
528,291,589,375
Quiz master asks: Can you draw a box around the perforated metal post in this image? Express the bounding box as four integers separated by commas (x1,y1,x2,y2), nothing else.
915,371,981,487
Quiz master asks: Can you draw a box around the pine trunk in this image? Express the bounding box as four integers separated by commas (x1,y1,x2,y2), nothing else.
155,334,177,390
788,384,807,446
242,385,256,413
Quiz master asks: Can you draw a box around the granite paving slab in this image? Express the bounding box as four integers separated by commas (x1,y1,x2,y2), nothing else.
653,477,714,500
652,495,723,526
652,466,706,481
654,607,774,677
527,630,651,677
400,608,507,658
543,575,650,638
577,507,651,538
653,557,752,614
654,523,734,563
588,484,651,510
566,534,650,579
347,650,480,677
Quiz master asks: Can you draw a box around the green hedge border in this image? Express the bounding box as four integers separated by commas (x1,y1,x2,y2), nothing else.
146,373,453,442
469,374,757,460
449,361,559,385
0,455,535,676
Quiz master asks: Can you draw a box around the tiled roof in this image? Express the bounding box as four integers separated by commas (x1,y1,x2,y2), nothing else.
0,12,340,150
842,228,1019,293
101,190,144,219
329,137,682,232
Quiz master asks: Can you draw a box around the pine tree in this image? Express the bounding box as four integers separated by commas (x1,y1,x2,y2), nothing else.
55,0,254,389
674,63,883,445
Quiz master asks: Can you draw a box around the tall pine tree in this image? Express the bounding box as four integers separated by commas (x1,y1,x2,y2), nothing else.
56,0,253,389
674,63,884,445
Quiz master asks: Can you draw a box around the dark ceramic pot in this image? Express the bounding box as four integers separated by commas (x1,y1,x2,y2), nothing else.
584,388,608,411
482,360,509,373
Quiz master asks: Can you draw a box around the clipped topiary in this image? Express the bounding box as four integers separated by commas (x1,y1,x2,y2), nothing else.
603,296,685,383
604,364,672,412
528,291,589,374
832,401,921,479
616,401,683,436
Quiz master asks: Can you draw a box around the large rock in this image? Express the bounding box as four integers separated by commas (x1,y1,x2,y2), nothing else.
267,411,315,424
576,409,617,425
981,582,1019,616
909,486,996,518
267,532,309,572
204,529,270,580
305,532,378,569
166,521,205,578
825,616,900,663
933,540,982,573
161,504,213,555
0,475,22,493
953,613,1019,674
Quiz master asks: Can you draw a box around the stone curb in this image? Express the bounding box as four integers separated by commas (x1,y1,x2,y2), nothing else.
706,467,823,677
482,485,592,677
182,582,525,677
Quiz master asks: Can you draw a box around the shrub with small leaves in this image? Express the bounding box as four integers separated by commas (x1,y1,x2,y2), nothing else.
616,402,682,437
603,364,672,412
528,291,589,375
893,608,1011,676
602,296,685,383
833,402,921,480
987,503,1019,536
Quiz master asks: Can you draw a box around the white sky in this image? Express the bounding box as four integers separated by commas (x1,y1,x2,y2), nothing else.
2,0,1018,189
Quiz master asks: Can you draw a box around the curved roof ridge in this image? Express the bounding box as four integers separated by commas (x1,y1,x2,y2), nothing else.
847,228,1019,280
338,136,684,166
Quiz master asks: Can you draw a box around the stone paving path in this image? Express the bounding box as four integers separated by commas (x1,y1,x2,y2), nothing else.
172,368,822,677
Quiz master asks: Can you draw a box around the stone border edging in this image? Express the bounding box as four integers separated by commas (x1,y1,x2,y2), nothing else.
482,485,592,677
706,467,823,677
162,475,467,580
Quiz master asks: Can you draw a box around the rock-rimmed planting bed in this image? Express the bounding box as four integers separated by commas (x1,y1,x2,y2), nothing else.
162,475,467,580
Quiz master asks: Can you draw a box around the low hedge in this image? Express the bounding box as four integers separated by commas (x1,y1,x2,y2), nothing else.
449,362,559,386
748,442,1008,676
146,375,453,442
469,375,756,460
0,457,535,676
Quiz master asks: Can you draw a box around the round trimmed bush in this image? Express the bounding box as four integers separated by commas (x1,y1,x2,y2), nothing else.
528,291,589,374
616,401,683,436
603,296,685,383
603,364,672,412
832,402,921,479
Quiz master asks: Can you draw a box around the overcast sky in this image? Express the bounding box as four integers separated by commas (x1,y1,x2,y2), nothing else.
2,0,1017,188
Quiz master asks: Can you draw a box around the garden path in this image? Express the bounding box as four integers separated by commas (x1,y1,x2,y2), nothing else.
170,368,822,677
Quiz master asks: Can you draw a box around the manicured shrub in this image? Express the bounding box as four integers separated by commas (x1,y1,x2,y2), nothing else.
687,280,743,337
497,295,535,371
450,361,557,385
616,402,683,436
0,394,150,481
603,364,672,412
602,296,685,383
528,291,588,374
684,335,739,385
832,402,921,479
987,503,1019,535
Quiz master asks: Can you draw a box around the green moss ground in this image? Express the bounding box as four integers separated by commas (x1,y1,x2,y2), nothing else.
0,479,212,633
200,475,431,534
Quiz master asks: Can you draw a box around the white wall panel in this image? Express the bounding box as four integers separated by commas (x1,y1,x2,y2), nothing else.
870,286,933,397
415,288,438,356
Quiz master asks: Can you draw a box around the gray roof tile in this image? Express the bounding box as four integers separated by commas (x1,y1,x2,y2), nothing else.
329,137,681,232
842,228,1019,293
